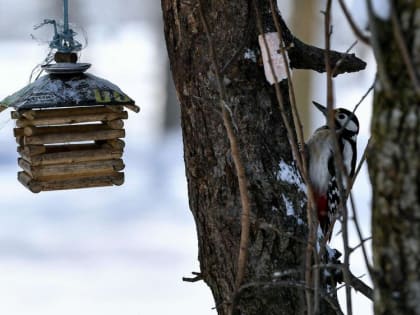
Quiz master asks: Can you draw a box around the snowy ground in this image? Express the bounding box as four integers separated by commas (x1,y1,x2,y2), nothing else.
0,2,376,314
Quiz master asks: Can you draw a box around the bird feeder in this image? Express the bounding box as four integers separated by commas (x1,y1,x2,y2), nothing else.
0,0,140,193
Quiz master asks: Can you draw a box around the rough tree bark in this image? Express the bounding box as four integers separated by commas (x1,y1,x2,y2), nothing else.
368,3,420,315
161,1,365,314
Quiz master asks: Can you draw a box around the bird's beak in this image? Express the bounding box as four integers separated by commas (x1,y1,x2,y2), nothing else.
312,101,328,116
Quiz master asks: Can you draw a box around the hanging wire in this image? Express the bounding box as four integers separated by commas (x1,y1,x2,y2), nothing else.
29,49,55,83
29,21,89,83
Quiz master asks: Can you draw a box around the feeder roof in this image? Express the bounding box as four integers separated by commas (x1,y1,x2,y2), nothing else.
0,73,135,110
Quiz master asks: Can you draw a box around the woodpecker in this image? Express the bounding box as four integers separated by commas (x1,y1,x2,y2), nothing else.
306,101,359,240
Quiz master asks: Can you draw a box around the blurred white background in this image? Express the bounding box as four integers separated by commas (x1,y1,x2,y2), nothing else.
0,1,375,314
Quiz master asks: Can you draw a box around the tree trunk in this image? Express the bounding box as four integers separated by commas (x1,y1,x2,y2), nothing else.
367,2,420,315
162,2,306,313
161,1,365,314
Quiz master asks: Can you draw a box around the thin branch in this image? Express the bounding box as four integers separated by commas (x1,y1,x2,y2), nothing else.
267,6,321,313
197,1,252,308
344,83,374,278
310,263,373,301
349,272,373,301
256,30,303,172
221,42,248,74
353,83,374,115
268,1,306,162
253,3,319,314
347,137,371,197
344,81,374,194
315,45,374,315
323,2,353,315
337,0,370,45
349,193,373,276
349,236,372,254
332,40,358,77
390,5,420,96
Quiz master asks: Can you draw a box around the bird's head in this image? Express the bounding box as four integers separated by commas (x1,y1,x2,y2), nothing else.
312,101,359,137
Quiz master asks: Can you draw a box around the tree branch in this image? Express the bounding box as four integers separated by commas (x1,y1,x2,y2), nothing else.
182,272,203,283
289,40,366,75
349,272,374,301
272,11,366,75
312,262,374,302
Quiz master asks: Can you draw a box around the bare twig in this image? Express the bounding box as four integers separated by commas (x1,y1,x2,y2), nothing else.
345,82,374,194
344,84,374,278
311,263,373,301
221,40,250,75
268,1,306,163
353,83,374,116
253,3,319,314
349,193,373,276
332,40,358,77
182,272,203,282
347,137,370,197
349,237,372,254
390,6,420,96
349,272,373,301
267,5,321,312
337,0,370,45
197,2,252,309
323,2,353,315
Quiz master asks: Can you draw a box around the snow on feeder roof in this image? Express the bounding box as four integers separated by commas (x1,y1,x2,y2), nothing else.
0,0,140,193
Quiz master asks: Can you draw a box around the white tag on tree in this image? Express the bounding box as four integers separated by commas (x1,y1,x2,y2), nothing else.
258,32,290,85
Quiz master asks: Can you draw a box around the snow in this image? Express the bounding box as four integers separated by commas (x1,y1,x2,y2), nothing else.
243,48,257,63
277,160,306,193
282,194,295,216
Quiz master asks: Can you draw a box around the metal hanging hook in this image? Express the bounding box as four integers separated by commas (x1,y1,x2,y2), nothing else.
34,0,82,54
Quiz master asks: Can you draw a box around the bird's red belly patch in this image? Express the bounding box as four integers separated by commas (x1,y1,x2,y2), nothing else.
315,194,328,218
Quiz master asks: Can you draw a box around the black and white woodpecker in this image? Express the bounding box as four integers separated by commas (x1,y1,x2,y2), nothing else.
306,101,359,240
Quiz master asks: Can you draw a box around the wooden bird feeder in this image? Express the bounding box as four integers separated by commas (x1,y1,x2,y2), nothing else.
0,0,140,193
3,69,139,193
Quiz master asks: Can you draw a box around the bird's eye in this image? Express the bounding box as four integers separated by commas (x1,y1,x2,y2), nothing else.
338,113,346,120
